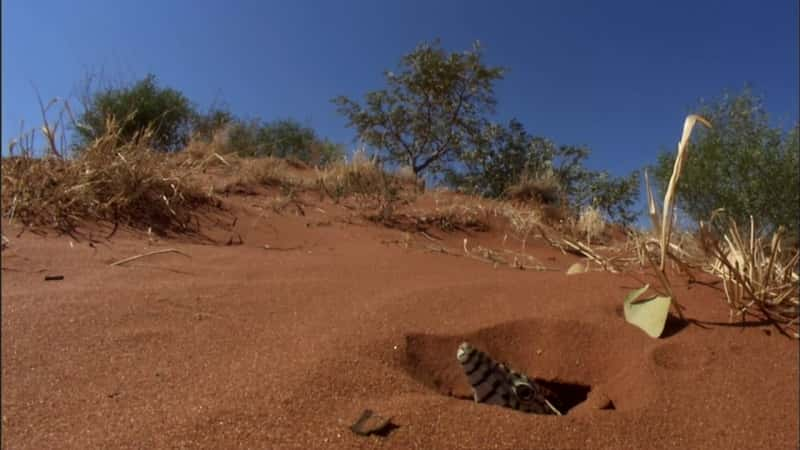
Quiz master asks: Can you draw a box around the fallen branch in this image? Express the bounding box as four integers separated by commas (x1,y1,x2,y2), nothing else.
263,244,303,251
110,248,190,267
561,238,620,273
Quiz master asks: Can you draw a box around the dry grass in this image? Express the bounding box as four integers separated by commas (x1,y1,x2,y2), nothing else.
395,165,424,193
640,115,712,318
700,213,799,338
505,171,561,206
647,115,712,272
577,205,605,246
239,158,299,187
497,202,542,250
626,228,706,274
178,132,236,172
2,118,213,234
407,195,492,233
316,149,405,220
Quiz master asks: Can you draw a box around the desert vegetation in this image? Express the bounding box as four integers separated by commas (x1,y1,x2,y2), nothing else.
2,40,797,338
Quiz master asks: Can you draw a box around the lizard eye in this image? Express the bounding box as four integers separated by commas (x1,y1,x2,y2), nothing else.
513,383,534,401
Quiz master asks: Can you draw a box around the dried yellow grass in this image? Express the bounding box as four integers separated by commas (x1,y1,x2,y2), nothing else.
498,202,542,250
700,213,799,338
2,117,213,234
636,114,711,320
315,148,406,220
505,170,561,206
577,205,605,246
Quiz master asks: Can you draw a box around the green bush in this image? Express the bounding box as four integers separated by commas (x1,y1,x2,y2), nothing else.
225,118,344,167
448,119,640,225
652,88,799,236
76,74,196,152
191,105,235,142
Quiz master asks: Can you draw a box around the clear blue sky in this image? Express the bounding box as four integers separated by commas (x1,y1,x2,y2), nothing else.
2,0,798,218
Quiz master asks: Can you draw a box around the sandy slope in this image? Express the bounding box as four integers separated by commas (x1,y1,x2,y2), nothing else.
2,192,798,449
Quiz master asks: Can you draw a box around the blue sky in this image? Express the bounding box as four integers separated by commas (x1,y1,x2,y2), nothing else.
2,0,798,219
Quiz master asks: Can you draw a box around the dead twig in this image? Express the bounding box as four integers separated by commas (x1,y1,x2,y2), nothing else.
561,238,620,273
263,244,303,251
110,248,190,267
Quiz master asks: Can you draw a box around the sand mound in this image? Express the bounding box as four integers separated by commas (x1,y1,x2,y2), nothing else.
400,319,656,414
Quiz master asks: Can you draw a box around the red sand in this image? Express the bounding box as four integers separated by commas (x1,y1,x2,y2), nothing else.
2,191,798,449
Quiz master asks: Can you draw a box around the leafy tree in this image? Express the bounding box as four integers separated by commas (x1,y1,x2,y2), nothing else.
652,88,799,236
449,119,641,224
76,74,195,152
333,39,505,177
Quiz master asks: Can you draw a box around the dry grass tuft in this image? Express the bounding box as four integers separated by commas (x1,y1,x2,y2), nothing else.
497,202,542,250
316,149,404,219
239,158,298,187
700,213,799,338
505,171,561,207
415,199,491,233
178,131,236,172
577,205,605,246
2,117,213,234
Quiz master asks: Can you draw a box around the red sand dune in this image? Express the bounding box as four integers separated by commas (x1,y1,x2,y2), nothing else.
2,190,798,449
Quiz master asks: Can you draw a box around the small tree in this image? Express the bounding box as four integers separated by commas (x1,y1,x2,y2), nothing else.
652,88,799,236
76,74,195,152
449,119,641,225
333,39,505,177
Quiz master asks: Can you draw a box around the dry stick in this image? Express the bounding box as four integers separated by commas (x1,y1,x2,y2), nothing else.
561,238,620,274
659,115,711,272
263,245,303,251
420,230,441,242
110,248,190,267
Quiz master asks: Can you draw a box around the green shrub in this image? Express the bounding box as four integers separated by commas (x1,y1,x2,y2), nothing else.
224,118,344,167
448,119,640,225
191,105,235,142
652,87,799,236
76,74,195,152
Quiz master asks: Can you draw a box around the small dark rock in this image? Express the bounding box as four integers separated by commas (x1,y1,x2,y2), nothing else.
349,409,399,437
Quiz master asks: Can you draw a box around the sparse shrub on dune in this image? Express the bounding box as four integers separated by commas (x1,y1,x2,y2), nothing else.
222,117,345,167
76,74,196,152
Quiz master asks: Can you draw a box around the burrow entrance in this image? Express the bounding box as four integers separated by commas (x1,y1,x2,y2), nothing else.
449,378,596,415
397,319,652,416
